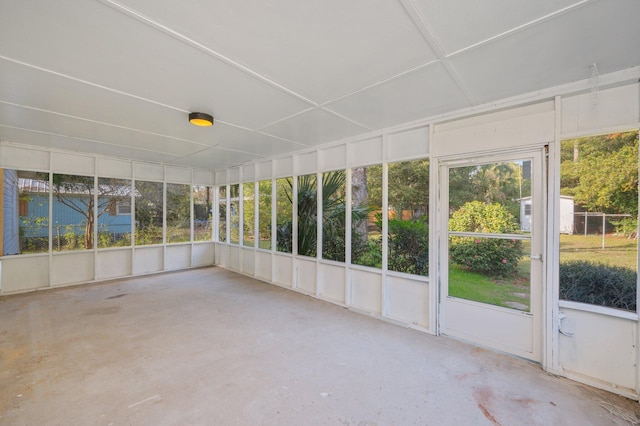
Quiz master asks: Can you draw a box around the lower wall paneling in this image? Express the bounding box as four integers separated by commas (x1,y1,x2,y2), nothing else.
52,252,94,286
385,274,429,329
0,255,49,293
96,249,132,280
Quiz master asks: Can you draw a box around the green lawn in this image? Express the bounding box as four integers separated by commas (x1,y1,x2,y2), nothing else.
560,234,638,270
448,233,637,311
448,264,530,311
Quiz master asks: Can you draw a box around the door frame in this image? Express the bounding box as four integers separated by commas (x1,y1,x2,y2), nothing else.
433,146,549,365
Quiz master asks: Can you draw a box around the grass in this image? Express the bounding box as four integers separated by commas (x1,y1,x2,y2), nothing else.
448,264,530,312
560,234,638,270
449,233,638,311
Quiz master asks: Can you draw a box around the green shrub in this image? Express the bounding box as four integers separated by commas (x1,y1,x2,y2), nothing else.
559,260,636,311
388,217,429,276
449,201,523,277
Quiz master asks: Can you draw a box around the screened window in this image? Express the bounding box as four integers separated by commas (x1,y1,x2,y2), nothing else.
322,170,346,262
3,170,49,255
134,180,163,245
559,131,638,312
229,184,240,244
166,183,191,243
276,177,293,253
218,186,227,242
52,173,94,251
351,165,382,268
243,183,255,247
387,160,429,276
193,185,213,242
298,174,317,257
98,177,132,248
258,180,272,250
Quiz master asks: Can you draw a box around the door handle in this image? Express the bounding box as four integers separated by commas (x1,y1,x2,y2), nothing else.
558,312,574,337
530,254,542,261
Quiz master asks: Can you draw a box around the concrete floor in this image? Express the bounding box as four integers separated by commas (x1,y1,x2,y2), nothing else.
1,267,639,425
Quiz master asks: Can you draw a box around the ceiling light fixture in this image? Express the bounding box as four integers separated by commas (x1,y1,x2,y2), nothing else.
189,112,214,127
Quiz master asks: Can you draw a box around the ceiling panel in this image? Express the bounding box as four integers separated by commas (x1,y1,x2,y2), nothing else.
218,132,307,157
448,0,640,104
0,58,247,147
413,0,582,55
168,147,262,170
0,103,206,157
0,0,313,130
260,109,369,147
114,0,437,104
0,126,180,164
326,63,470,130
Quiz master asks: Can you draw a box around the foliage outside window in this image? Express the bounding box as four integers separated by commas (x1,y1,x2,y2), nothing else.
135,180,163,245
387,160,429,275
322,171,348,262
7,170,49,254
258,180,272,250
193,185,212,242
276,177,293,253
229,184,240,244
166,183,191,243
298,174,317,257
351,165,382,268
243,183,255,247
97,177,132,248
52,173,94,251
559,131,638,311
218,186,227,242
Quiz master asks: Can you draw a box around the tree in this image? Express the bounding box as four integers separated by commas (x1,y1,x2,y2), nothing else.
52,174,130,250
561,132,639,216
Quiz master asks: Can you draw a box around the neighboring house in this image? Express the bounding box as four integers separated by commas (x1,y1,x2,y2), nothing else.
17,178,132,240
520,195,574,234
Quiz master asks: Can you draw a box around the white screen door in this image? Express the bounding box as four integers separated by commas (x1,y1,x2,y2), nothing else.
439,149,544,362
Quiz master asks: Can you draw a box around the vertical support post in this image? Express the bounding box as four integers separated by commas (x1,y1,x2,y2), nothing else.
602,213,606,250
0,168,4,257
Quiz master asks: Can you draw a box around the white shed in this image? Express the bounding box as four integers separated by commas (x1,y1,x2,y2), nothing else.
521,195,574,234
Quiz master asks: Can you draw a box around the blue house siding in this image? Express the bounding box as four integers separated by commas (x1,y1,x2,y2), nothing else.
22,194,131,238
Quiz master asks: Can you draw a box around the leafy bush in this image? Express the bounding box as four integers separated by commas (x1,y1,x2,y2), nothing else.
449,201,523,277
353,238,382,268
559,260,636,311
388,217,429,276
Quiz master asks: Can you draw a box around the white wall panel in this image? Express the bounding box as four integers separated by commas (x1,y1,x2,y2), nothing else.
274,157,293,178
274,254,292,287
215,243,229,267
0,255,49,293
192,243,214,267
165,244,191,270
98,158,132,178
559,307,637,393
256,251,272,282
135,162,164,181
386,126,429,162
133,246,163,274
256,160,272,180
228,167,240,183
319,145,346,172
165,165,191,183
386,275,429,328
243,164,255,182
318,263,345,303
241,248,255,275
348,137,382,167
295,151,317,175
51,252,94,286
295,258,316,294
350,269,382,314
228,245,240,271
561,84,640,136
52,152,95,176
214,170,227,185
0,145,49,171
192,169,213,185
432,102,555,157
96,249,132,280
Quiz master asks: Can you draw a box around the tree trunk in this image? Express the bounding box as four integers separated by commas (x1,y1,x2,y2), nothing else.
85,198,94,249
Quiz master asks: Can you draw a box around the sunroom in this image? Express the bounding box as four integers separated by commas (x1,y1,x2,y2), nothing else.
1,0,640,415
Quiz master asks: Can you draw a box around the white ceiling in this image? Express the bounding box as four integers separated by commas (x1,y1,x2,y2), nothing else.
1,0,639,171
